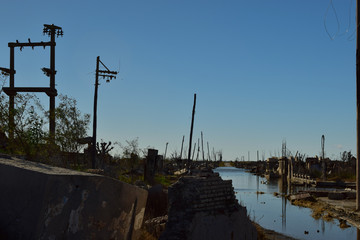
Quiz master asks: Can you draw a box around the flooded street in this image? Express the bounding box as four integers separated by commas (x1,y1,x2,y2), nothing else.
214,167,358,240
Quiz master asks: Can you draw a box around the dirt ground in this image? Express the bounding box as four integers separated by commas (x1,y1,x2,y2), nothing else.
291,196,360,229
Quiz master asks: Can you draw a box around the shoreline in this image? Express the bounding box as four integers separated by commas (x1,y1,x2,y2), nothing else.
291,197,360,229
254,222,299,240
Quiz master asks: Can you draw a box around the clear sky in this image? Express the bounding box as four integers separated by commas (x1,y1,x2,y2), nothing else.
0,0,357,160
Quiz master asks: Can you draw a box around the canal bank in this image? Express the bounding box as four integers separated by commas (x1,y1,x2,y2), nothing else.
291,196,360,229
214,167,359,240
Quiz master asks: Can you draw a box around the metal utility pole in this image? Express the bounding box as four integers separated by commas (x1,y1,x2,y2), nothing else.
187,93,196,168
356,0,360,211
1,24,63,141
91,56,118,169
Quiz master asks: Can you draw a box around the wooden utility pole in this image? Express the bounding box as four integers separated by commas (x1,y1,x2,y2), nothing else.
1,24,63,142
179,135,184,160
164,142,169,160
91,56,118,168
207,141,210,161
187,93,196,168
201,131,205,161
196,138,200,161
357,0,360,211
192,142,197,161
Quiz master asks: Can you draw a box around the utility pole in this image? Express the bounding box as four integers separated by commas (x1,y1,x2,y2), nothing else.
201,132,205,161
187,93,196,168
196,138,200,161
207,141,210,161
91,56,118,169
179,135,184,160
1,24,63,142
164,142,169,160
192,142,197,161
321,135,326,181
356,0,360,211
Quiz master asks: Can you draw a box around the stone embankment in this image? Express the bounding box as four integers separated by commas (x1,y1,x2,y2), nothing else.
159,168,257,240
0,156,148,240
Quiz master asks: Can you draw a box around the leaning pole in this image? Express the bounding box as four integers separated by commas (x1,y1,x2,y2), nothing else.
187,94,196,169
357,0,360,211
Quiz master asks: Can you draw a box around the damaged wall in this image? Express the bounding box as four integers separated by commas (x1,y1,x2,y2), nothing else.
0,157,147,240
160,169,257,240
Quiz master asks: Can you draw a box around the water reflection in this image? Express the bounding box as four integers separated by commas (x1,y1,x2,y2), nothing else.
214,167,358,240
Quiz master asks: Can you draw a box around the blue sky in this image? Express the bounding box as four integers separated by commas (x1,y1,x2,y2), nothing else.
0,0,356,160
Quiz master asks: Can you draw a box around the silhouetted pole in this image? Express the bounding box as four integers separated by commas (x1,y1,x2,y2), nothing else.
9,47,14,141
49,26,56,140
187,93,196,168
91,56,118,168
164,142,169,160
207,142,210,161
179,136,184,160
321,135,326,181
357,0,360,211
192,142,197,161
92,56,100,168
201,131,205,161
196,138,200,161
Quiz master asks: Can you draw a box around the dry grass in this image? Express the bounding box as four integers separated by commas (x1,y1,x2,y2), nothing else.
139,230,158,240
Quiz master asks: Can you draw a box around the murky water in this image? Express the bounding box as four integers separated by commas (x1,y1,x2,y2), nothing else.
214,167,358,240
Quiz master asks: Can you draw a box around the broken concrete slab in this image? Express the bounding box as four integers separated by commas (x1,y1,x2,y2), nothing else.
0,157,147,240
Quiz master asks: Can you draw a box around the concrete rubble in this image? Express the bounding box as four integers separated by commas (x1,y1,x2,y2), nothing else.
159,168,257,240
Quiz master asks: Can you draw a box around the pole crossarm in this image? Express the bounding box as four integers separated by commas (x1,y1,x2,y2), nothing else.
8,41,54,48
2,87,57,96
0,67,15,75
98,74,117,79
97,70,118,75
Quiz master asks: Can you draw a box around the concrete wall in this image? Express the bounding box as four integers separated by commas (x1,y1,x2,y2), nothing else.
0,157,147,240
